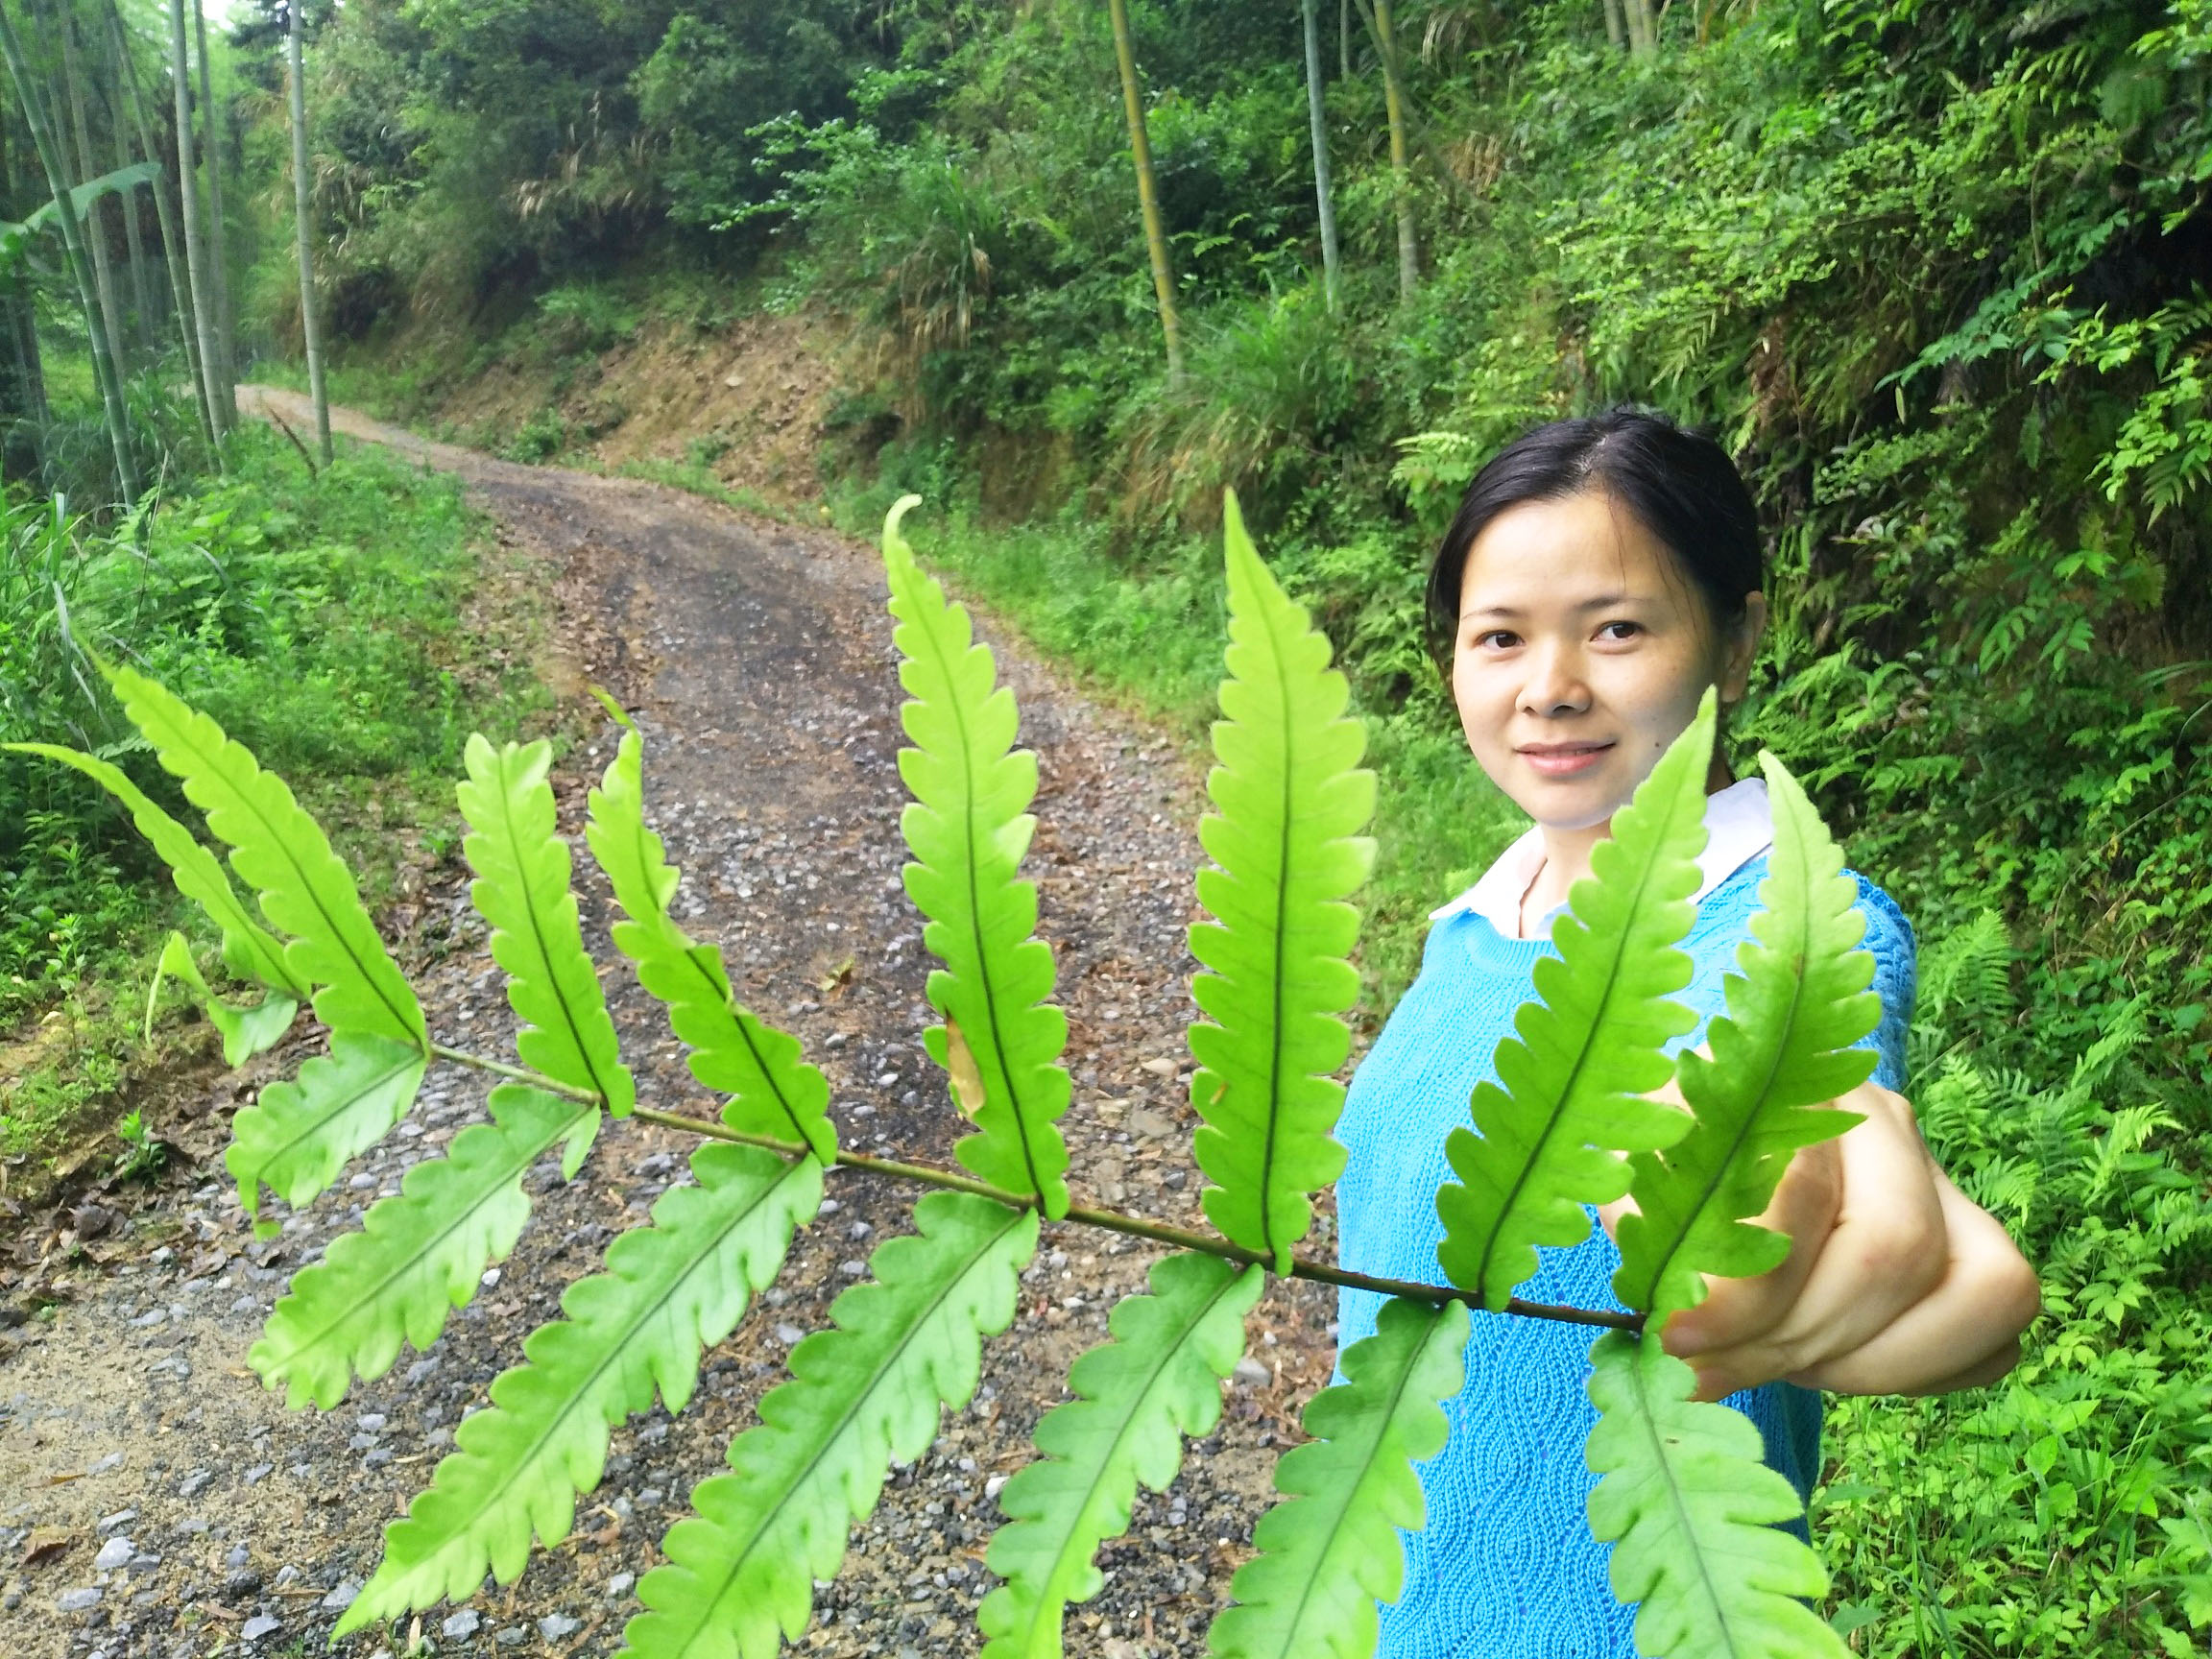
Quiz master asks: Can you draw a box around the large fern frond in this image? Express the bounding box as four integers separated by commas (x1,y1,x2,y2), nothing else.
106,664,425,1051
584,718,835,1161
147,930,298,1067
225,1030,428,1214
1206,1296,1469,1659
1187,493,1375,1274
1434,693,1716,1309
6,741,307,998
1583,1332,1846,1659
978,1251,1263,1659
337,1145,823,1635
882,498,1071,1216
251,1082,590,1408
459,734,633,1150
1612,755,1879,1317
624,1190,1037,1659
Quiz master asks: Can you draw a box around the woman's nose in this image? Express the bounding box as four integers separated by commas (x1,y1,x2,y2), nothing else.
1519,642,1591,716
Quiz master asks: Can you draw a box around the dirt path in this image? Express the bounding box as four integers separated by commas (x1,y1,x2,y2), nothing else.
0,390,1336,1659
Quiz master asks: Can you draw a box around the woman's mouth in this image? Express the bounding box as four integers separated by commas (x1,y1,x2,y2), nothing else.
1517,741,1613,777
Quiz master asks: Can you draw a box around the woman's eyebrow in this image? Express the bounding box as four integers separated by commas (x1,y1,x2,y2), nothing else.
1460,591,1634,621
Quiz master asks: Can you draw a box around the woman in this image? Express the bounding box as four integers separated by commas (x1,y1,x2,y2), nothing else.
1332,408,2041,1657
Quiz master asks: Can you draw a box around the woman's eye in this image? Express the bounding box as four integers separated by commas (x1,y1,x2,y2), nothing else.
1471,630,1519,650
1596,620,1643,642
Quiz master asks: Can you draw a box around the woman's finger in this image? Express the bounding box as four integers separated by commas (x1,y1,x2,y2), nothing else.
1669,1084,1949,1398
1784,1167,2040,1396
1655,1134,1839,1361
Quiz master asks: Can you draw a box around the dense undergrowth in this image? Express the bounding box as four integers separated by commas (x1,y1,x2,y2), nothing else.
1,420,546,1164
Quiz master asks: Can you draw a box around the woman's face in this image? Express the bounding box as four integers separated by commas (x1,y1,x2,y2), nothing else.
1450,489,1764,832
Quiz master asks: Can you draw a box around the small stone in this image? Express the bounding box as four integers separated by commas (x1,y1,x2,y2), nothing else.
637,1487,664,1507
984,1474,1009,1501
443,1608,481,1640
837,1260,866,1277
358,1413,387,1433
540,1612,580,1640
875,1071,898,1087
775,1324,805,1345
323,1577,362,1610
128,1552,160,1574
95,1510,136,1534
174,1517,209,1535
275,1564,302,1588
1233,1356,1271,1386
241,1613,281,1642
226,1545,252,1570
244,1463,273,1486
95,1537,133,1572
58,1587,102,1612
495,1626,527,1647
176,1469,213,1500
1162,1168,1187,1191
224,1570,262,1599
606,1572,637,1598
404,1358,440,1385
1127,1108,1177,1140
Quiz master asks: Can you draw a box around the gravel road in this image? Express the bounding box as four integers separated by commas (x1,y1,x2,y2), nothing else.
0,390,1341,1659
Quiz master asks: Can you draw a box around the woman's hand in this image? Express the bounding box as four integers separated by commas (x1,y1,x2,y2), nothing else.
1598,1080,2043,1402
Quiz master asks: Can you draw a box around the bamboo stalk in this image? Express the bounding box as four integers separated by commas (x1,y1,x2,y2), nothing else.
285,0,328,464
1106,0,1182,385
104,38,155,357
1373,0,1419,301
58,4,131,381
165,0,223,435
1301,0,1341,309
190,0,231,415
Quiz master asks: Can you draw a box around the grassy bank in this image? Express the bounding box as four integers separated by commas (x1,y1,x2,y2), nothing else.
1,425,552,1179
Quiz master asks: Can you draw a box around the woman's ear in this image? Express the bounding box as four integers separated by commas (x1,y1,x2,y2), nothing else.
1719,591,1768,703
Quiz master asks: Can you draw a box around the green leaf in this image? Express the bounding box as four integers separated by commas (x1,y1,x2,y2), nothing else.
338,1146,823,1635
624,1190,1037,1659
225,1030,427,1215
979,1252,1263,1658
1188,492,1376,1273
6,742,306,997
105,666,426,1052
459,734,634,1130
1207,1296,1470,1659
146,930,297,1067
584,719,835,1161
881,498,1072,1217
1584,1332,1847,1659
251,1082,589,1408
1435,692,1718,1310
1614,754,1881,1317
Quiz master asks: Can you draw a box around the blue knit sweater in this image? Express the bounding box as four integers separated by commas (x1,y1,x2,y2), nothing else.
1333,854,1917,1659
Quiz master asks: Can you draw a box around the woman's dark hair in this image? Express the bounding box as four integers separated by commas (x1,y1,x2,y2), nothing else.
1423,406,1764,666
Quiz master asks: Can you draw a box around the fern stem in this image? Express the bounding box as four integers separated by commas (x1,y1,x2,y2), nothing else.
625,1106,1642,1334
419,1041,1639,1332
428,1042,602,1104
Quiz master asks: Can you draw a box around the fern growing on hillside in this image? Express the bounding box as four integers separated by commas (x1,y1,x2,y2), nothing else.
14,491,1894,1659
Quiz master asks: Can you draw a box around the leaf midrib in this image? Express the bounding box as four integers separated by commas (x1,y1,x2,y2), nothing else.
683,1203,1029,1649
375,1157,812,1603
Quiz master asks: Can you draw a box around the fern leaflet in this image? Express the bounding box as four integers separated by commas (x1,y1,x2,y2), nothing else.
1584,1332,1846,1659
107,664,425,1052
1613,754,1879,1317
337,1145,823,1634
1434,691,1716,1310
624,1190,1036,1659
1187,492,1376,1274
225,1030,428,1215
584,717,835,1161
6,742,307,998
1207,1296,1469,1659
459,733,633,1149
979,1251,1263,1658
148,930,297,1066
251,1082,589,1408
882,497,1072,1216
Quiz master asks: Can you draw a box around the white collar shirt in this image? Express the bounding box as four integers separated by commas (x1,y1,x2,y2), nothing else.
1428,777,1777,941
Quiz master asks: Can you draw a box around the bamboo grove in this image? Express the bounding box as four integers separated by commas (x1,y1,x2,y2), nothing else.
11,496,1895,1658
0,0,331,493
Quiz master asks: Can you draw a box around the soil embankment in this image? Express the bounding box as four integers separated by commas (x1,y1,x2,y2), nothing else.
0,388,1336,1658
